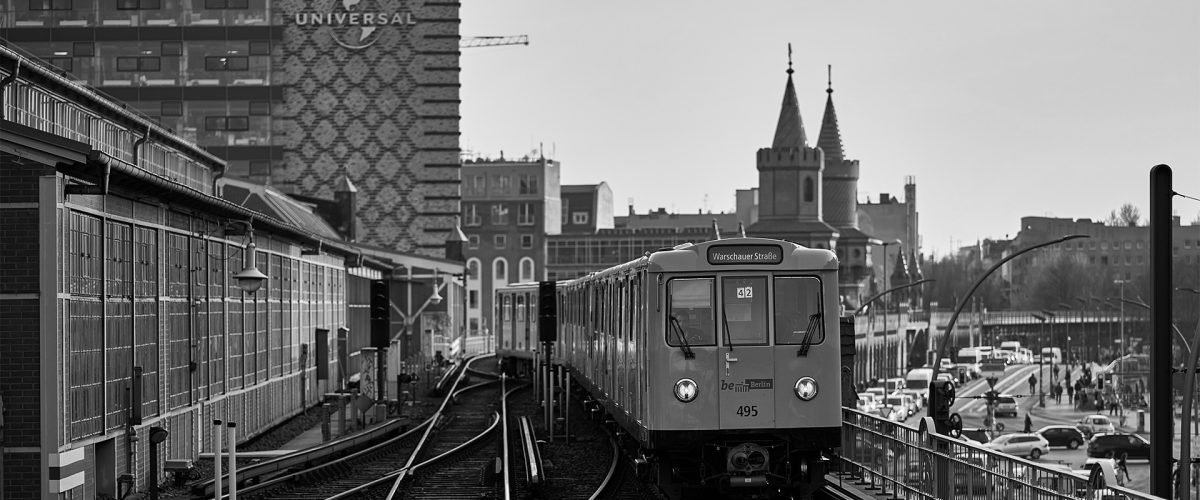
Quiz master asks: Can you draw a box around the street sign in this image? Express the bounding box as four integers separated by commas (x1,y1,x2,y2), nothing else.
981,361,1007,379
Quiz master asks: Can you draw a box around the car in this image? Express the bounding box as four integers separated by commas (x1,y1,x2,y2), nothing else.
995,394,1019,418
983,432,1050,459
1077,415,1116,435
961,428,993,444
865,386,887,401
1074,424,1096,440
1087,432,1151,460
1037,425,1087,449
936,372,957,388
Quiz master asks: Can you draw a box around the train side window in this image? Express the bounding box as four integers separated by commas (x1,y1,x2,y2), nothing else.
721,276,768,345
774,276,824,345
667,278,715,346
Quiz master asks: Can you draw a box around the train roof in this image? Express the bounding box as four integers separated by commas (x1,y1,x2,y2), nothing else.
560,237,836,286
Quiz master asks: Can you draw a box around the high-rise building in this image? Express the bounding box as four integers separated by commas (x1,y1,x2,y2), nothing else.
1,0,461,254
461,156,561,336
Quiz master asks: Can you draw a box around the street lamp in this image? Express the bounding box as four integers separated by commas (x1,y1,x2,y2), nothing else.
1075,296,1092,362
1057,302,1074,365
1032,313,1048,406
869,239,903,385
1115,279,1129,358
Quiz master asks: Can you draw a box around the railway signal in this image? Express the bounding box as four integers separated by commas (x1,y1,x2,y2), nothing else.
370,279,389,348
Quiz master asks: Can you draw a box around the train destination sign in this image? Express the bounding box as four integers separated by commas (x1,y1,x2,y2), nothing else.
707,245,783,265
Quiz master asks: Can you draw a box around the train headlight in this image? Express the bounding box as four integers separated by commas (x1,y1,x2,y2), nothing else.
674,378,698,403
793,377,818,401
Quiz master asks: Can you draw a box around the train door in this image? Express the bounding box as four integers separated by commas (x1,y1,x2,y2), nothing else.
718,275,775,429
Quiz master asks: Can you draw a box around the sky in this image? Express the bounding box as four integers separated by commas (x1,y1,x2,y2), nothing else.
459,1,1200,258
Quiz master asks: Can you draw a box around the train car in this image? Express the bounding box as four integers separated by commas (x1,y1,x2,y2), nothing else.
494,281,568,375
552,236,841,499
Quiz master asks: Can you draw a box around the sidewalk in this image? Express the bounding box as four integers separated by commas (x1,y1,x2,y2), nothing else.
1024,362,1148,435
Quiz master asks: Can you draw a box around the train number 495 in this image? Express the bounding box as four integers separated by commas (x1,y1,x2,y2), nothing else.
735,405,758,417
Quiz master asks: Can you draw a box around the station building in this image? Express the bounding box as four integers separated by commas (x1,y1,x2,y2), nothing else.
0,44,461,498
0,0,462,255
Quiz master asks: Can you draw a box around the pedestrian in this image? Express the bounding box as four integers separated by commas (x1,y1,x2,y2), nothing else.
1067,384,1075,405
1024,413,1033,433
1080,391,1089,411
1028,373,1037,395
1118,454,1131,483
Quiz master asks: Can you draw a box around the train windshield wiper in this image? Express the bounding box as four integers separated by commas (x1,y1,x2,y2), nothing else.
797,313,823,357
721,306,735,351
668,315,696,359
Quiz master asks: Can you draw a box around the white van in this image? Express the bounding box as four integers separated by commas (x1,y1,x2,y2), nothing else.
999,341,1022,353
904,368,934,406
1041,347,1063,364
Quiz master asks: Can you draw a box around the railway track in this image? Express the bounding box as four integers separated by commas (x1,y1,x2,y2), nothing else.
197,354,498,500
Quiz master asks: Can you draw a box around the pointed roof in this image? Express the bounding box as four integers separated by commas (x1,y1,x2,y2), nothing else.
816,65,845,161
336,173,357,193
891,249,911,284
909,249,924,281
771,53,808,149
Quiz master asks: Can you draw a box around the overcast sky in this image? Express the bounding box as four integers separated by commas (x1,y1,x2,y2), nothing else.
459,1,1200,258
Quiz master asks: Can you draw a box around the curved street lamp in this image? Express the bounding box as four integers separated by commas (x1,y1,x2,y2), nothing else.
930,234,1090,385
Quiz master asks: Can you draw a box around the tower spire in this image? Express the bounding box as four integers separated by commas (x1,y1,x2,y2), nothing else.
817,63,845,161
771,43,807,148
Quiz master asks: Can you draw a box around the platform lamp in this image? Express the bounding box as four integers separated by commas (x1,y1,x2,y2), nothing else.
233,222,267,293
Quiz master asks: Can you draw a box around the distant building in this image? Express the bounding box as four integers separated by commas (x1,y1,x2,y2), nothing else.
1007,215,1200,289
858,176,922,303
461,157,561,337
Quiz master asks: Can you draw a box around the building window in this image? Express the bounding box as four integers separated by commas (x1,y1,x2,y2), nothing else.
494,234,507,249
116,57,161,72
1124,241,1132,250
518,203,535,226
205,116,250,131
1101,256,1109,265
493,175,511,194
205,0,248,8
471,175,485,194
249,101,271,115
117,0,161,8
469,290,479,309
521,234,534,249
519,175,538,194
1136,240,1144,249
49,57,73,72
1101,242,1109,250
29,0,71,10
467,259,480,280
803,177,814,202
1089,256,1096,264
561,199,570,225
491,204,510,225
467,235,479,249
464,204,481,226
493,258,508,283
205,56,249,71
248,160,270,177
161,41,182,56
572,212,589,225
519,257,535,282
1136,256,1144,265
249,40,271,56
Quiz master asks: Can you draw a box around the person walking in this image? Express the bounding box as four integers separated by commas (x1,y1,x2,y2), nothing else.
1118,454,1132,484
1028,373,1037,395
1067,384,1075,407
1024,413,1033,433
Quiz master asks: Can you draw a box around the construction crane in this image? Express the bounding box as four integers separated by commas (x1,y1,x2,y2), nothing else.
460,35,529,49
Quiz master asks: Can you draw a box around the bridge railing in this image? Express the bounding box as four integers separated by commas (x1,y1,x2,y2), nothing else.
835,408,1159,500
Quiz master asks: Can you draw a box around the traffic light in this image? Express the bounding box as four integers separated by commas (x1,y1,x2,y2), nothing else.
538,280,557,342
928,379,955,421
370,279,390,348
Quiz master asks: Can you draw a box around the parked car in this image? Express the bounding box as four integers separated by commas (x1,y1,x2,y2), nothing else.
1074,424,1096,440
983,432,1050,459
1037,425,1087,449
1077,415,1116,435
995,394,1019,418
1087,433,1151,460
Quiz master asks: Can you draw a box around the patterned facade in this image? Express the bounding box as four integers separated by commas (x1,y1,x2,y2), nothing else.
0,0,461,255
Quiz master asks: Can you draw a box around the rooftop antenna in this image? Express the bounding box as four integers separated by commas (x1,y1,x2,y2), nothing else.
738,221,746,238
711,219,722,241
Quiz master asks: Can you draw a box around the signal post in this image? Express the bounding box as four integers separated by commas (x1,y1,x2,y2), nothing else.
538,281,559,442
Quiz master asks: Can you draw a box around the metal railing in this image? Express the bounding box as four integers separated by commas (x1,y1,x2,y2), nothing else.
836,408,1159,500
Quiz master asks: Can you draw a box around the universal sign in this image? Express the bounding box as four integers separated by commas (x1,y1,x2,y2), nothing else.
295,0,416,50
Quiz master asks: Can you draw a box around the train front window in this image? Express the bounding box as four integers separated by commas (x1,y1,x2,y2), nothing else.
667,278,715,347
774,276,824,345
721,277,768,345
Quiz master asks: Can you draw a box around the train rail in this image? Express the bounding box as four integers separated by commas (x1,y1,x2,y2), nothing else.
192,354,492,499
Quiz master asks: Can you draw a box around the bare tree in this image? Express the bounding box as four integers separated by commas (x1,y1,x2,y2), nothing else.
1104,203,1141,226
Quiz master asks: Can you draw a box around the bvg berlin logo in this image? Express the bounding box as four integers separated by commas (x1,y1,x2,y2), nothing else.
295,0,416,50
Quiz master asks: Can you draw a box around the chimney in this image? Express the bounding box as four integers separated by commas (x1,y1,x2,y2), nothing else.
880,193,890,204
334,174,358,241
629,204,634,216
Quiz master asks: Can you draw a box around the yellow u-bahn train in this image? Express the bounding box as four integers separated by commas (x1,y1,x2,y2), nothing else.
495,237,841,498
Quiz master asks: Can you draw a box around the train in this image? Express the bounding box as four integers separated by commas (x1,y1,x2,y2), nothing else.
495,236,842,498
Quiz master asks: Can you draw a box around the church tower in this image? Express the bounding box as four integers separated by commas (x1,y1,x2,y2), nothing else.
748,46,838,249
817,65,875,307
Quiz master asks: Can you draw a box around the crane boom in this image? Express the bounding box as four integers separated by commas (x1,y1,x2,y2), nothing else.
460,35,529,48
